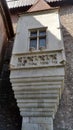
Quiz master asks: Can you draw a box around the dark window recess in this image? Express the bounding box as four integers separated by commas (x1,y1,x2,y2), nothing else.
39,30,46,49
39,38,46,48
30,38,37,49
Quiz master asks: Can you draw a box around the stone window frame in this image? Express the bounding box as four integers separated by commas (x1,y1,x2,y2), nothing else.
29,27,47,51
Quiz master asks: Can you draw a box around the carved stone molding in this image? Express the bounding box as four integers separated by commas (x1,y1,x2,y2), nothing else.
10,50,65,69
17,54,57,67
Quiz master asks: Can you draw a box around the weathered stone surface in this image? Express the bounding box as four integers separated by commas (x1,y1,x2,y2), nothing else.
54,5,73,130
10,7,65,130
0,4,73,130
22,117,53,130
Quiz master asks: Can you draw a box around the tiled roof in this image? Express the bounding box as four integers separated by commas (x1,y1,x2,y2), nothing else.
7,0,62,9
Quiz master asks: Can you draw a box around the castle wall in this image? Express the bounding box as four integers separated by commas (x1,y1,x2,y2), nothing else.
0,3,73,130
54,5,73,130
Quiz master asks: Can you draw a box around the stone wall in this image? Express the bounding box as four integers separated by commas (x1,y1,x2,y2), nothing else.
11,14,19,33
54,5,73,130
0,13,8,73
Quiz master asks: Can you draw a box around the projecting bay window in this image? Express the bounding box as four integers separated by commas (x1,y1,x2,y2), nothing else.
29,28,46,51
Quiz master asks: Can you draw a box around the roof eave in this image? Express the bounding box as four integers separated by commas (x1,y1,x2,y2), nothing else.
18,7,60,17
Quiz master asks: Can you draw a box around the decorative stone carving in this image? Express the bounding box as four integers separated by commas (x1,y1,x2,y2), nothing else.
9,50,65,70
17,54,57,67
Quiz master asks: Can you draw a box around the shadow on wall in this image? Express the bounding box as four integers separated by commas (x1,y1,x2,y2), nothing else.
0,38,22,130
13,12,62,53
53,25,73,130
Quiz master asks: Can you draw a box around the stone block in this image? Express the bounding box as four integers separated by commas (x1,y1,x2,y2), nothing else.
29,117,53,124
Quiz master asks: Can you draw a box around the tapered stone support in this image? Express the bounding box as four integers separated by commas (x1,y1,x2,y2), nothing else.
10,67,65,130
22,117,53,130
10,51,65,130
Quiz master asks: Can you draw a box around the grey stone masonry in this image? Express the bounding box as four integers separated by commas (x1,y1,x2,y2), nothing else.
10,8,65,130
54,5,73,130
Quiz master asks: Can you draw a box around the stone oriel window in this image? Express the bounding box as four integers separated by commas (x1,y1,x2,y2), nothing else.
29,28,47,51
